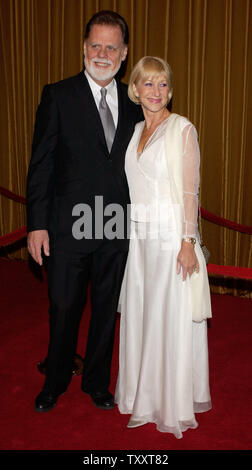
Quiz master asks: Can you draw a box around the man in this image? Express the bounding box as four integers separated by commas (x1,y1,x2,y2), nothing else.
27,10,142,412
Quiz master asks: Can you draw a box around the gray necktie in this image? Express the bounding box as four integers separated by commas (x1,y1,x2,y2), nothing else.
99,87,116,153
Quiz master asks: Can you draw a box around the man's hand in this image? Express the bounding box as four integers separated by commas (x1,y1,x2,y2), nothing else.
177,240,199,281
27,230,50,265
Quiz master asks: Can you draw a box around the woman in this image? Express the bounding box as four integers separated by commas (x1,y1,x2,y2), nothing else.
115,57,212,439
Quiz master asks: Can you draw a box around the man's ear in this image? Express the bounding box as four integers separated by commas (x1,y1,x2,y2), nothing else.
121,46,128,62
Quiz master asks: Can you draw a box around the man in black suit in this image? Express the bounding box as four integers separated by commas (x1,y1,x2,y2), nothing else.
26,11,141,412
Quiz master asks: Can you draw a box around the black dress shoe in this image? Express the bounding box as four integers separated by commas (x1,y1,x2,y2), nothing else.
35,390,62,413
87,391,115,410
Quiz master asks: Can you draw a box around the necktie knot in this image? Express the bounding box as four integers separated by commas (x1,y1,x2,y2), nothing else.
100,87,107,98
100,88,107,109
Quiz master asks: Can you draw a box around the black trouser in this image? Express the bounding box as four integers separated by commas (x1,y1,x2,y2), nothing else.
43,241,128,396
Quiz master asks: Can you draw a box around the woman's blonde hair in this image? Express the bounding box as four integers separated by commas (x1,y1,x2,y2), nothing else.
128,56,173,104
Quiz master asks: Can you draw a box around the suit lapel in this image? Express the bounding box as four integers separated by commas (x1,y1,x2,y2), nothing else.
74,72,109,154
110,80,124,156
74,73,128,159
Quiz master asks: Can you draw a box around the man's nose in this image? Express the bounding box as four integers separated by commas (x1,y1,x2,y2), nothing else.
97,46,107,58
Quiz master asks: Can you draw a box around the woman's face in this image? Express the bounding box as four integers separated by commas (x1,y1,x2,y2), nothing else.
133,74,170,114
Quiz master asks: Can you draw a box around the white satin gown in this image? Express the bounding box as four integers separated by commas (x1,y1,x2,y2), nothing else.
115,115,212,439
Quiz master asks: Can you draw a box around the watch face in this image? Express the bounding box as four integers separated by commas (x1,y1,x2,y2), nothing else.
184,237,196,245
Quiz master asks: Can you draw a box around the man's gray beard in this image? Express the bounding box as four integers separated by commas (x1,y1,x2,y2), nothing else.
84,57,122,82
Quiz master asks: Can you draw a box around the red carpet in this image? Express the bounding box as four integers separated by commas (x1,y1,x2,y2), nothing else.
0,258,251,453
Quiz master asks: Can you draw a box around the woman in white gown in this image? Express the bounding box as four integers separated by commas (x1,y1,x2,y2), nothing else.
115,57,212,439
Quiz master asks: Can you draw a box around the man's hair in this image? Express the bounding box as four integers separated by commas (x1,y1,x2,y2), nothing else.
84,10,129,45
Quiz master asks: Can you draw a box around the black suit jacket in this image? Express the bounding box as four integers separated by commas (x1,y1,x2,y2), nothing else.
26,72,142,253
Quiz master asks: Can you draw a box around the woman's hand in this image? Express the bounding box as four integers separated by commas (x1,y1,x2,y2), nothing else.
177,240,199,281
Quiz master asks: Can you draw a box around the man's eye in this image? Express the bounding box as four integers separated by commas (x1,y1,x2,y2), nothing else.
107,46,116,51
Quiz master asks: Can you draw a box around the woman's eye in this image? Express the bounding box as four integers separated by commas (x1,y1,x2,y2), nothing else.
144,82,152,87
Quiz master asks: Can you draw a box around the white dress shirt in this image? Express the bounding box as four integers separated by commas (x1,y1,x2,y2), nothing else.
84,70,118,128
